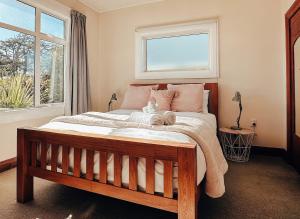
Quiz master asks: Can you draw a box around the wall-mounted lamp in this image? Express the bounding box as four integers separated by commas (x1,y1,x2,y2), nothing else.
231,91,242,130
108,93,117,112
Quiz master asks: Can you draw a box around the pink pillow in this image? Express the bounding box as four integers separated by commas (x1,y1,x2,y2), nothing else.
149,90,175,111
120,85,158,110
167,84,204,112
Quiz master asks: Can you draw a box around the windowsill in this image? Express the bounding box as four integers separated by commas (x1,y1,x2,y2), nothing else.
0,103,65,124
135,69,218,79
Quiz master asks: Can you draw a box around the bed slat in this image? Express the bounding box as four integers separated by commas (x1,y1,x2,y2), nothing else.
40,141,47,169
31,142,37,167
73,148,82,177
146,158,155,194
51,144,59,172
86,150,94,180
129,156,138,190
163,161,173,198
62,146,69,174
99,152,107,183
114,153,122,187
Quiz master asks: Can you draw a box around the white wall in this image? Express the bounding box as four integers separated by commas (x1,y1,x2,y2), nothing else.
0,117,57,161
97,0,294,149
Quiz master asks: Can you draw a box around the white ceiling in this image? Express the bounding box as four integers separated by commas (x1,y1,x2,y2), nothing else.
79,0,164,13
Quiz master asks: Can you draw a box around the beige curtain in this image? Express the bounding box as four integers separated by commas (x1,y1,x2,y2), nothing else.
69,10,90,115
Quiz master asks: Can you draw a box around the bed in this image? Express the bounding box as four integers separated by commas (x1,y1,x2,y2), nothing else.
17,83,227,219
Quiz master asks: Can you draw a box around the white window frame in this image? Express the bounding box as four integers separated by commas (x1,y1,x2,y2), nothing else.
0,0,71,122
135,19,219,79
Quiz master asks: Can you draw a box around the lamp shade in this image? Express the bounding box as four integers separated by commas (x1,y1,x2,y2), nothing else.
108,93,118,111
232,91,241,102
111,93,117,101
231,91,242,130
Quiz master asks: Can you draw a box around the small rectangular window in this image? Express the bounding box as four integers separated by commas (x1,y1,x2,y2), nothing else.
146,34,209,72
0,0,35,31
41,13,65,39
0,27,35,108
135,20,218,79
40,40,64,104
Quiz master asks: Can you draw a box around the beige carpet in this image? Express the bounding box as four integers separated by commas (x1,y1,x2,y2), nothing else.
0,155,299,219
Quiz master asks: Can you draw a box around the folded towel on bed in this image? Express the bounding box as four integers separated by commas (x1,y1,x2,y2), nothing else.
128,112,164,125
129,111,176,126
163,111,176,125
142,101,159,114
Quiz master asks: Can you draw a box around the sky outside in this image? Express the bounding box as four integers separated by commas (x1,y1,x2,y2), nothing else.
0,0,64,40
147,33,209,71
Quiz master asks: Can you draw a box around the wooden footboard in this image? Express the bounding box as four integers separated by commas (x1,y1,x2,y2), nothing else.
17,128,199,219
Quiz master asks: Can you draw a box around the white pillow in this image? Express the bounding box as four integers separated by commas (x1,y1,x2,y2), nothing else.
203,90,210,113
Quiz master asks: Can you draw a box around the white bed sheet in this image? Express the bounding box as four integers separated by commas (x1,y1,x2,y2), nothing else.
40,110,217,193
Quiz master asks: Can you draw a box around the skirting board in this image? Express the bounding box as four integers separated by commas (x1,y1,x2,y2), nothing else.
251,146,287,157
0,157,17,173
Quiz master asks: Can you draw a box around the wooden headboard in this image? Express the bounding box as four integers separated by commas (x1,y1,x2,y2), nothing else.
131,83,219,122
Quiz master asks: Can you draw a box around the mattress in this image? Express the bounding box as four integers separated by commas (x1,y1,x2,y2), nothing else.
40,110,217,193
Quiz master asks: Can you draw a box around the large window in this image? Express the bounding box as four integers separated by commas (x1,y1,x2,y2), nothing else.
135,19,218,79
0,0,68,109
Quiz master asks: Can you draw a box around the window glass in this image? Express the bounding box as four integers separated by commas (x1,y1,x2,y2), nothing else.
40,40,64,104
146,34,209,71
0,27,35,108
41,13,65,39
0,0,35,31
0,1,67,109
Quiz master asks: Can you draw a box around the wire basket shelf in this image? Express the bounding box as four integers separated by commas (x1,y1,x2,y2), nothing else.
220,130,255,162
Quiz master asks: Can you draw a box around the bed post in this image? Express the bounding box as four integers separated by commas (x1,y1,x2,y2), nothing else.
17,129,33,203
178,147,197,219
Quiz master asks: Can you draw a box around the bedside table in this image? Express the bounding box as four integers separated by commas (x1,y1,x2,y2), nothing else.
219,128,255,162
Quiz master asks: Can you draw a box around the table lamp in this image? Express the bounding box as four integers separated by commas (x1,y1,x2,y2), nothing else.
231,91,242,130
108,93,117,111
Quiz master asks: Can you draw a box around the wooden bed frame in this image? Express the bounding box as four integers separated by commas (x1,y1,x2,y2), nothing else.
17,83,218,219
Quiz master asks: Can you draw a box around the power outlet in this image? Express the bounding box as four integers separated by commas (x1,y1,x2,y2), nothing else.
250,119,257,128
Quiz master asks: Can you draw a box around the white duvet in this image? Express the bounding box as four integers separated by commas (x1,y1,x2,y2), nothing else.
40,110,227,197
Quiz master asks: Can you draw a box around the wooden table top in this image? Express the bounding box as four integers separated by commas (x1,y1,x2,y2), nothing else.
219,127,255,135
